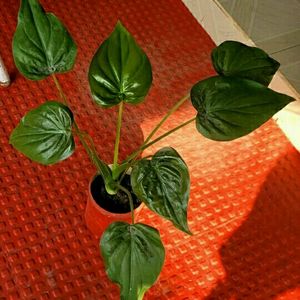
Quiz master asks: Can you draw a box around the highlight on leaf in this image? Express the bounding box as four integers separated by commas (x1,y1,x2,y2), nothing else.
13,0,77,80
100,222,165,300
211,40,280,86
88,21,152,108
131,147,191,234
10,101,75,165
191,76,295,141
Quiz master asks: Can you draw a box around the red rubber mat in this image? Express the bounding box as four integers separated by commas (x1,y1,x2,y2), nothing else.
0,0,300,299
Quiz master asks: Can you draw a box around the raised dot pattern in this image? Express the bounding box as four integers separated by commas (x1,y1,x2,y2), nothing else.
0,0,299,299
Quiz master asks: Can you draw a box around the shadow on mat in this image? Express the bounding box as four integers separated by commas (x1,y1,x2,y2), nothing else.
206,150,300,300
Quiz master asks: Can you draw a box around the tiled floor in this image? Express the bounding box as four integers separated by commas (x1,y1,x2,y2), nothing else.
219,0,300,93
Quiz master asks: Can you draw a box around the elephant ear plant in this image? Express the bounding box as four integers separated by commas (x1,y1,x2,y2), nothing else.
9,1,294,299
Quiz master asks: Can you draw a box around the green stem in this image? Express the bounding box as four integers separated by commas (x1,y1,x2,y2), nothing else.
51,74,103,174
117,185,135,224
52,74,68,105
113,101,124,170
144,93,190,144
141,117,196,151
125,116,196,163
118,116,196,185
124,93,190,163
81,131,98,155
117,155,153,185
75,126,96,163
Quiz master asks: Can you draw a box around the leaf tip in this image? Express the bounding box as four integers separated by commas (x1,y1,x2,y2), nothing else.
116,19,123,26
115,20,126,32
272,57,280,70
180,224,193,236
187,228,193,236
288,95,296,103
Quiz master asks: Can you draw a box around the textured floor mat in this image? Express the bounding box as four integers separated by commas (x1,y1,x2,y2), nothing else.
0,0,299,299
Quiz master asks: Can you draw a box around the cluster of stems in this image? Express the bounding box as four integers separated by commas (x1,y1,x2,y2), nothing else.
52,74,195,224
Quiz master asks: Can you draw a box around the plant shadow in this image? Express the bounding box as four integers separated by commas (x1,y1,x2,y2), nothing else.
206,150,300,300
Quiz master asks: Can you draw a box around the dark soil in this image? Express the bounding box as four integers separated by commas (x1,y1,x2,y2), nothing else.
90,174,142,213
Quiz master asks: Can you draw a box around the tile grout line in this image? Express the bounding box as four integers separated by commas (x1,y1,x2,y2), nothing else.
270,44,300,55
255,28,300,44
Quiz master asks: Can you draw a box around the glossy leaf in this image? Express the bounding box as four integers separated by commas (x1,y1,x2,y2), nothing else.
88,21,152,108
191,76,294,141
13,0,77,80
100,222,165,300
10,101,75,165
131,147,191,234
211,41,280,86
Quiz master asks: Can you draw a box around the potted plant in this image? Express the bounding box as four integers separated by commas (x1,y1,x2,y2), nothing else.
9,0,294,299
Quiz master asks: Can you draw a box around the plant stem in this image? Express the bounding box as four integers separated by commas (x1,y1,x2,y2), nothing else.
144,93,190,145
117,184,135,224
113,101,124,171
118,116,196,186
51,74,102,173
117,155,153,185
126,116,196,162
75,125,97,163
124,93,189,163
52,74,68,105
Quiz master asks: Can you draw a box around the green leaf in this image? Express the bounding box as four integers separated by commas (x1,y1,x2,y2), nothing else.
191,76,294,141
211,41,280,86
13,0,77,80
100,222,165,300
131,147,191,234
88,21,152,108
10,101,75,165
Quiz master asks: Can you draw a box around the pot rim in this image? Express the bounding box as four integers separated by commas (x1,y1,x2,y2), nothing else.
88,172,142,219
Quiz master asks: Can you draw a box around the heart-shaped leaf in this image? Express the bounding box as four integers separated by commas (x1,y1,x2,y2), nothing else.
211,41,280,86
88,21,152,108
100,222,165,300
131,147,191,234
10,101,75,165
191,76,294,141
13,0,77,80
